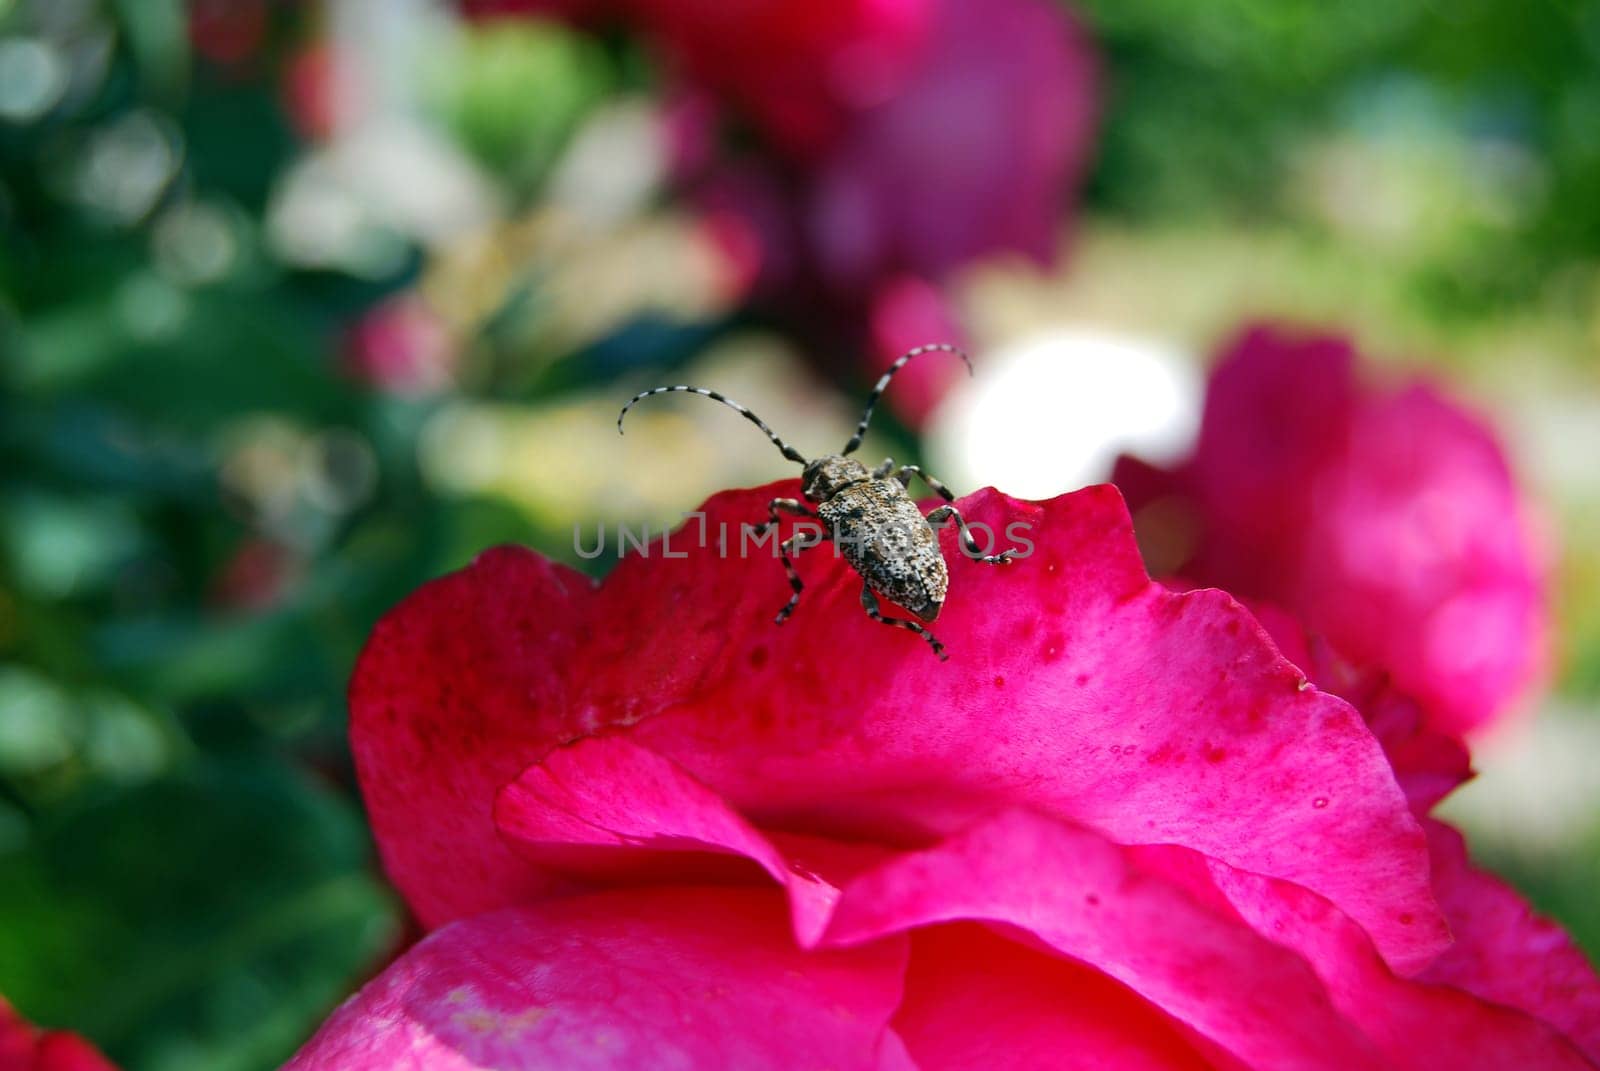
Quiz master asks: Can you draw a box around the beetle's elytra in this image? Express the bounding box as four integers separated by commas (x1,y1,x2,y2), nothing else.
618,344,1019,660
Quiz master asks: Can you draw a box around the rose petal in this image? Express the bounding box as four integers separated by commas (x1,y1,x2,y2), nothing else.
1417,821,1600,1063
822,808,1390,1069
1115,324,1548,737
498,746,1557,1068
1347,683,1473,813
493,735,889,945
1193,846,1598,1071
349,547,590,927
0,1000,116,1071
892,924,1220,1070
614,483,1446,971
284,888,909,1070
352,482,1446,970
1243,596,1473,813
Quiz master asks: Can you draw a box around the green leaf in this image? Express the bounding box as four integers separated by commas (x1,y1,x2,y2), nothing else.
0,758,400,1071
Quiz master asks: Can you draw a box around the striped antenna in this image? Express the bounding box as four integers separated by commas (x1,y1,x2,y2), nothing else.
618,385,807,465
841,343,974,455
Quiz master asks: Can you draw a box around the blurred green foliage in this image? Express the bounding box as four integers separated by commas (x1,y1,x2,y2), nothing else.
1080,0,1600,313
425,20,609,192
0,759,397,1071
2,2,458,1064
1,1,1597,1067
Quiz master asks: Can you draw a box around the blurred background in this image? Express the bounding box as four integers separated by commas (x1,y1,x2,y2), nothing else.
1,0,1597,1067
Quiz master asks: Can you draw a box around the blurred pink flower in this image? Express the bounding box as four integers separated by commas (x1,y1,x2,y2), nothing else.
290,482,1597,1067
340,295,458,397
795,0,1096,284
1114,325,1549,739
0,1000,115,1071
683,0,1098,422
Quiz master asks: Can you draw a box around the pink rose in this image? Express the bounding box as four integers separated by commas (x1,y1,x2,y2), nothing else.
1115,324,1549,739
290,482,1598,1068
682,0,1099,423
0,1000,116,1071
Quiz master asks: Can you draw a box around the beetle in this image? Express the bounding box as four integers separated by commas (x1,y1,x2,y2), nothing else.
618,343,1017,660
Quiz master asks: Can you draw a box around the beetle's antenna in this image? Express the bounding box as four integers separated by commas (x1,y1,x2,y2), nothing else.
841,343,973,456
619,385,807,465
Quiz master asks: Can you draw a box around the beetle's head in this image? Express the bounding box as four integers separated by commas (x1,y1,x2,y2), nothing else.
800,456,870,502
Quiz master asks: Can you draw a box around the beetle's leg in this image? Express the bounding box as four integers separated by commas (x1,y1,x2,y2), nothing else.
754,497,814,540
872,457,896,478
892,464,956,502
860,584,947,661
758,498,822,624
898,468,1016,563
775,526,829,624
925,503,1015,564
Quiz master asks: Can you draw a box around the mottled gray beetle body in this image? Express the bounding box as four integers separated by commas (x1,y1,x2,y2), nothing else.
619,344,1018,660
816,473,947,622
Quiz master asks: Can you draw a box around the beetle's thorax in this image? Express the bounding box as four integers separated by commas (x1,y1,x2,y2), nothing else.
801,455,871,502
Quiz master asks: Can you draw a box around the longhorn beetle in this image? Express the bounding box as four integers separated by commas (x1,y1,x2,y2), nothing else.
618,343,1018,660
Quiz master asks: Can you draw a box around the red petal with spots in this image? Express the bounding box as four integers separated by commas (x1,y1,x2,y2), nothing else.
284,889,911,1070
615,484,1445,972
0,1000,116,1071
1115,324,1548,738
825,809,1390,1069
352,482,1446,972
